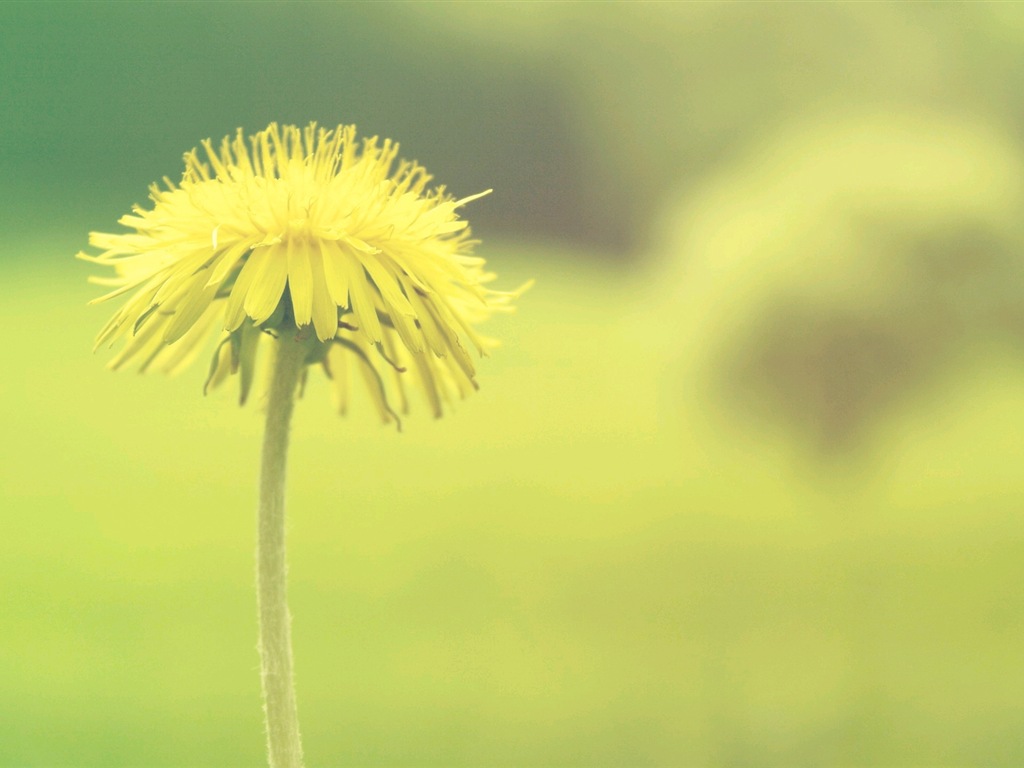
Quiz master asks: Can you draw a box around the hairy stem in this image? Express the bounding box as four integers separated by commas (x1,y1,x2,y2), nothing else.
257,332,307,768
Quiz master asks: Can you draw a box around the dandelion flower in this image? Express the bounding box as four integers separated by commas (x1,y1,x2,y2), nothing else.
79,122,526,424
79,123,528,768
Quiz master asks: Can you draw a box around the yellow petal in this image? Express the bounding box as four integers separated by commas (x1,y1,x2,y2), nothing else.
407,289,448,357
158,303,222,374
287,239,314,326
206,238,252,287
356,250,415,317
308,247,339,342
320,240,351,309
225,248,269,329
344,252,382,343
244,243,288,323
164,278,219,344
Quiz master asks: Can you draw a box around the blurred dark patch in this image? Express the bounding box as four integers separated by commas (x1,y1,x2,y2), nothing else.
724,303,945,455
721,220,1024,454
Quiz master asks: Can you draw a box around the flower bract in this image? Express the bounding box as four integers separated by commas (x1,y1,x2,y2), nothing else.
79,123,527,425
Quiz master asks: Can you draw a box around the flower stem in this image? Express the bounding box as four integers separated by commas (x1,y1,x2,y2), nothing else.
257,331,308,768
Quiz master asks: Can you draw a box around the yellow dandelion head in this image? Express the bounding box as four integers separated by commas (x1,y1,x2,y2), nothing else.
79,122,528,425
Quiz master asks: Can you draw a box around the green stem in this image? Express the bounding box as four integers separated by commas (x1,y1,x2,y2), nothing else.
257,331,308,768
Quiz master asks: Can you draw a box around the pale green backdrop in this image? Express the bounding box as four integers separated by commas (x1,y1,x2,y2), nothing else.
3,3,1024,767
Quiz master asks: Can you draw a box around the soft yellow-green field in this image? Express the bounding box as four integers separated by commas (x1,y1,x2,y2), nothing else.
3,238,1023,766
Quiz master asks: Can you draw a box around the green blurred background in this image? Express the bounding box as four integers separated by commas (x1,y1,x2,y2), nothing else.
3,2,1024,766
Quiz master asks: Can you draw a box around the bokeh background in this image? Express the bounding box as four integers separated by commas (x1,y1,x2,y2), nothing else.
3,2,1024,766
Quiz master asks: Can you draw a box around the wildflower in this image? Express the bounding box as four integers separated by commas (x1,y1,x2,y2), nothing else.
79,122,525,424
80,123,529,768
